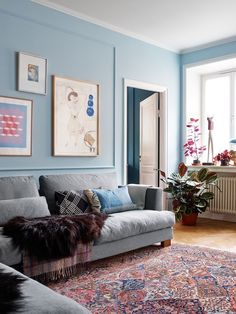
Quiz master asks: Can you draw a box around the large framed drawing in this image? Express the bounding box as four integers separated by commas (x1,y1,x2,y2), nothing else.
18,52,47,95
53,76,99,156
0,96,32,156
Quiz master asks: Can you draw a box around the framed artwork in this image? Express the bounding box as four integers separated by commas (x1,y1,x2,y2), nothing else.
0,96,32,156
18,52,47,95
52,76,99,156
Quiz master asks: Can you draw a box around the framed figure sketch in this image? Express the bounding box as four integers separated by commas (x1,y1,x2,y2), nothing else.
52,76,99,156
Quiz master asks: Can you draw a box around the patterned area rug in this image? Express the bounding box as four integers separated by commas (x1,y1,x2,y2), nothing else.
47,244,236,313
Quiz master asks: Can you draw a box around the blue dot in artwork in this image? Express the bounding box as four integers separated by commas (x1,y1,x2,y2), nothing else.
87,107,94,116
89,95,93,100
88,100,93,107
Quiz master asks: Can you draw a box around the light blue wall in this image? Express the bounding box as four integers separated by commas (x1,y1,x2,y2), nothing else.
180,41,236,157
181,42,236,66
0,0,180,181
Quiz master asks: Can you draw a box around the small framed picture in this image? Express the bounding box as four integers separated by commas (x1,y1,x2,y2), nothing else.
0,95,32,156
53,75,99,156
18,52,47,95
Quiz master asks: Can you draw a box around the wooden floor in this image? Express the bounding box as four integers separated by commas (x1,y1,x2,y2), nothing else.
173,218,236,253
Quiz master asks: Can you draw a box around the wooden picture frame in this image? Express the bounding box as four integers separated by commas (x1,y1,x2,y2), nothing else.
52,76,99,156
18,52,47,95
0,95,32,156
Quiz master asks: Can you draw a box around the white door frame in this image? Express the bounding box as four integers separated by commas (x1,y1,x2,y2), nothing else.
123,78,168,185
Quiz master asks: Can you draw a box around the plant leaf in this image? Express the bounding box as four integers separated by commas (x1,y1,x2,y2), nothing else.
195,199,207,209
197,168,208,181
186,180,201,187
206,173,218,184
163,187,172,193
178,162,187,177
159,170,166,178
179,204,187,213
189,171,198,181
175,211,182,221
200,192,214,200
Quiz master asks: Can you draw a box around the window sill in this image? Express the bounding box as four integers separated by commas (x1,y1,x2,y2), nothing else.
188,165,236,173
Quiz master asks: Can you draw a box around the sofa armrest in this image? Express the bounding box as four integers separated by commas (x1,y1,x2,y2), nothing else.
0,263,91,314
127,184,151,208
145,187,163,211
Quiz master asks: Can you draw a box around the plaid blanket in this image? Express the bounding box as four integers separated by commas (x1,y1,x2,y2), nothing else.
23,242,92,282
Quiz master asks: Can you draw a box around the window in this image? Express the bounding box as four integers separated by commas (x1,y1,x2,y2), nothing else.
202,73,234,157
185,62,236,164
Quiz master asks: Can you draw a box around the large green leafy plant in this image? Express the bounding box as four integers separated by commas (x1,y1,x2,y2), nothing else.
160,163,218,221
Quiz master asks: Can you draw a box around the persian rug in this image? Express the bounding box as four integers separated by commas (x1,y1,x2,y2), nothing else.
47,244,236,313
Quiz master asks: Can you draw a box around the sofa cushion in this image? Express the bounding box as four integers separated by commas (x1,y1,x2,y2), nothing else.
0,176,39,200
93,186,136,214
127,185,163,211
39,173,117,213
95,210,175,245
127,184,151,208
0,228,21,265
55,190,90,215
0,197,50,226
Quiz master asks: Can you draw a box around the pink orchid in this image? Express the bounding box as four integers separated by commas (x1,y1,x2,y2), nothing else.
183,118,206,161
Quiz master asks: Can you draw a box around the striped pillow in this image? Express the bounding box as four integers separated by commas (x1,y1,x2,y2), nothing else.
83,189,101,213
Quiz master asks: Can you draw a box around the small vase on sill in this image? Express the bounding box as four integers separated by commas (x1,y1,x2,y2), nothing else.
192,159,201,166
220,160,229,166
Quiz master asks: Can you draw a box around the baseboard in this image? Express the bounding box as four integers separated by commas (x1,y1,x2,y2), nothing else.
201,211,236,222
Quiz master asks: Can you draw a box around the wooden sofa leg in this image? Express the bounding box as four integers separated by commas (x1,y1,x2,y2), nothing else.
161,240,171,248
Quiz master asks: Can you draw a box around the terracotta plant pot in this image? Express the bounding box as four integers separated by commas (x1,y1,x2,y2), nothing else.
182,213,198,226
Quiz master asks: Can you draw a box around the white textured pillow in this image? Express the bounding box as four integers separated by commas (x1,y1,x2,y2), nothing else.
0,197,50,226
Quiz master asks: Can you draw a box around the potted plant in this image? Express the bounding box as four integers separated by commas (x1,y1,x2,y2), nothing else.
160,162,218,225
213,149,232,166
183,118,206,165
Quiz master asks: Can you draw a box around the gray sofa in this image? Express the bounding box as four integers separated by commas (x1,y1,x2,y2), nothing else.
0,172,175,266
0,262,90,314
0,172,174,313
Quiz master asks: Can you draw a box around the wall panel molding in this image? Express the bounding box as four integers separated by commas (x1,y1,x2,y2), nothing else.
0,5,117,172
0,165,115,172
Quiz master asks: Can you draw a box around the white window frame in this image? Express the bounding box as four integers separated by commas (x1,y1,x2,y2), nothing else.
201,71,236,151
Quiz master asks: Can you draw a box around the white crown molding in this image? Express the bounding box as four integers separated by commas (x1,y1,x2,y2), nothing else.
180,36,236,54
31,0,178,53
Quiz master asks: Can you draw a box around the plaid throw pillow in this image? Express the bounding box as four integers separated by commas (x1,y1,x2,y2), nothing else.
55,190,90,215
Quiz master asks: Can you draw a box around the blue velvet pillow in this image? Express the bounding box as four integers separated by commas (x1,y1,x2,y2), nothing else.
93,186,136,214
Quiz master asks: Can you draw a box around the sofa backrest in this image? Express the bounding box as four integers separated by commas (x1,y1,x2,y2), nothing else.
0,176,39,200
39,172,118,213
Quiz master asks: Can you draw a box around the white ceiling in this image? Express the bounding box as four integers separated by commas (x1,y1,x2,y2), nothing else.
33,0,236,53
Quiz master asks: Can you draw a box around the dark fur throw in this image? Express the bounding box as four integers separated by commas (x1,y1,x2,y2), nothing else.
3,213,107,260
0,269,26,314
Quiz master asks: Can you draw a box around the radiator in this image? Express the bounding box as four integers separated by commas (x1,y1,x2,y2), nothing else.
208,176,236,214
